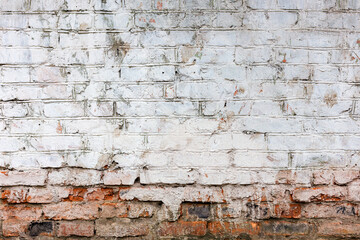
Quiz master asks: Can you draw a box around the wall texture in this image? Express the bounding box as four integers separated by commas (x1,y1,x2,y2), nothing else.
0,0,360,238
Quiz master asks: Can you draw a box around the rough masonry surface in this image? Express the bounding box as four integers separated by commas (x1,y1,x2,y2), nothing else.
0,0,360,238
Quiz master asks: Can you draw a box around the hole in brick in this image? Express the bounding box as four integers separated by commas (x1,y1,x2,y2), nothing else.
118,69,121,78
134,176,140,183
28,222,53,237
188,205,211,219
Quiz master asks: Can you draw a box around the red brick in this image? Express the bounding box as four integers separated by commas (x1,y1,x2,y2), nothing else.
96,218,149,237
274,204,301,219
64,188,116,202
302,203,357,218
292,187,347,202
86,188,115,201
43,202,99,220
208,221,260,236
57,221,94,237
333,170,359,185
2,219,28,237
64,188,87,202
0,205,42,221
158,220,207,236
275,170,310,185
313,170,333,185
1,188,56,203
100,202,128,218
318,221,360,236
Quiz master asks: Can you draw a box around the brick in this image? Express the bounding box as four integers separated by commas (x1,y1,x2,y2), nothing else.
0,48,48,64
292,187,348,202
100,202,128,218
208,221,260,236
103,170,139,185
0,205,42,220
43,102,84,118
0,170,47,186
318,221,360,236
313,170,334,185
181,203,212,220
48,169,102,186
43,202,99,220
302,203,357,218
87,101,113,117
158,220,207,236
28,222,54,237
0,1,360,239
128,202,159,218
261,221,311,235
1,187,56,203
2,219,29,237
96,218,149,237
274,204,301,219
333,170,359,185
57,221,94,237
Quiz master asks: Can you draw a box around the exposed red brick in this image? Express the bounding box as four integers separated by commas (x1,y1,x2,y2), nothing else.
86,188,115,201
292,187,347,202
96,218,149,237
318,221,360,236
313,170,333,185
57,221,94,237
0,205,42,221
1,188,56,203
64,188,87,202
43,202,99,220
274,204,301,219
2,219,29,237
333,170,359,185
158,220,207,236
100,202,128,218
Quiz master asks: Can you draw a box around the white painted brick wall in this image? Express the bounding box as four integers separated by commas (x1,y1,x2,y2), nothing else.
0,0,359,187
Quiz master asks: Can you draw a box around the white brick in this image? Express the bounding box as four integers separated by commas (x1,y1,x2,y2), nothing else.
116,101,198,117
7,153,64,169
94,13,133,30
44,102,84,118
103,169,139,185
140,169,198,184
0,170,47,186
234,152,288,168
88,101,113,117
2,103,28,117
29,136,83,151
0,137,25,152
50,49,104,65
1,67,30,83
0,48,48,64
66,152,110,169
48,169,102,186
243,12,298,29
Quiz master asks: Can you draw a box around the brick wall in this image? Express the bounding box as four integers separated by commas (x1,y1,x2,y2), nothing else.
0,0,360,238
